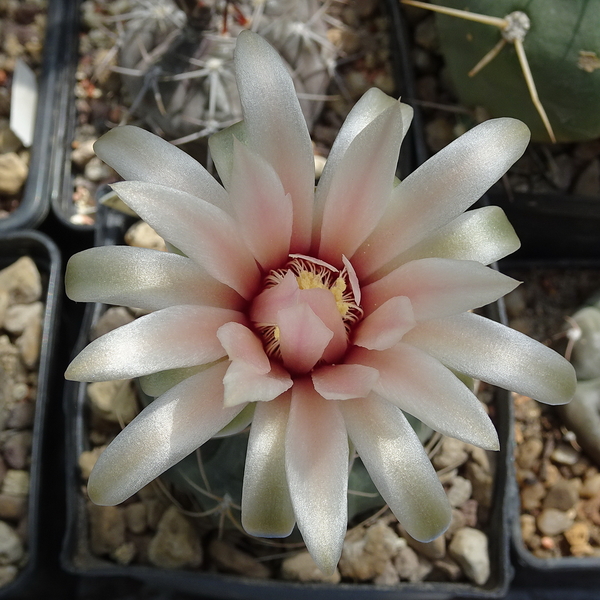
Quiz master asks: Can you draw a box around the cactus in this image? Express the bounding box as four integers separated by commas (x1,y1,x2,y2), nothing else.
430,0,600,142
557,294,600,467
111,0,339,143
137,375,385,530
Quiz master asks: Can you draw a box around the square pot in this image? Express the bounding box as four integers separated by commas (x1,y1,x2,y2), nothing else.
0,230,61,596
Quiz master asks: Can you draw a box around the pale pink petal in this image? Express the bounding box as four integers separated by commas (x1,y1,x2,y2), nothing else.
111,181,260,299
353,296,416,351
286,379,349,575
313,89,412,249
404,312,577,405
242,395,295,537
277,303,333,374
312,364,379,401
94,125,230,212
373,206,521,279
353,118,530,278
340,394,451,542
316,99,408,264
65,305,244,382
217,322,270,374
222,361,292,407
250,271,299,324
349,345,499,450
298,288,348,363
66,246,244,311
228,138,293,271
88,362,244,505
234,31,314,253
362,258,520,321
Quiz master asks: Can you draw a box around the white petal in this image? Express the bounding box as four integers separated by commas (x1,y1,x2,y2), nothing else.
139,365,209,397
369,206,521,282
214,403,256,438
111,181,260,299
353,118,530,278
222,361,292,408
66,305,243,382
316,98,409,263
208,120,248,190
349,345,499,450
362,258,519,321
404,312,577,405
340,394,451,542
66,246,243,311
286,379,348,575
234,31,314,253
94,125,229,211
88,362,244,505
242,396,295,537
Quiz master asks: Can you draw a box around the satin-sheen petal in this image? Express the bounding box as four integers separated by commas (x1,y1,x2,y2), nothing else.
286,379,349,575
66,246,243,311
277,303,333,374
242,395,295,537
353,118,530,278
404,312,577,405
94,125,229,211
312,363,379,401
340,394,452,542
88,362,245,505
66,305,243,382
353,296,416,351
222,361,292,407
208,120,249,190
111,181,260,299
228,138,293,271
313,89,412,248
349,345,499,450
316,100,408,263
235,31,314,252
373,206,521,279
217,322,270,374
362,259,520,321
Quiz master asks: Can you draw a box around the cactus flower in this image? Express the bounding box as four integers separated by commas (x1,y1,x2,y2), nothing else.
65,31,576,574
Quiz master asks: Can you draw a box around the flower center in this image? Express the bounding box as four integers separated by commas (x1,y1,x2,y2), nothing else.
251,254,363,364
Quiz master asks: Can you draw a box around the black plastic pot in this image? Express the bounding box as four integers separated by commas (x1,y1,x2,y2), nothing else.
500,249,600,590
48,0,88,232
0,0,69,231
60,171,514,600
0,230,61,597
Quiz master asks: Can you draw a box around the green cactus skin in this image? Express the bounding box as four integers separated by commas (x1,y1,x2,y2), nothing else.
432,0,600,142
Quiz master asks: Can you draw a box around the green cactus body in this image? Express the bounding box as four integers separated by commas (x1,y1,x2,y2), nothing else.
432,0,600,142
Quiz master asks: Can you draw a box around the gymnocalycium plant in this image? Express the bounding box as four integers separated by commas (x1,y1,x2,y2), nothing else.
405,0,600,143
65,31,576,575
109,0,339,144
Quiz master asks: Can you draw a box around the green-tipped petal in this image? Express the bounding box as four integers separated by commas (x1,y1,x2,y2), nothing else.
405,312,577,405
66,246,244,311
340,394,452,542
242,396,295,537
